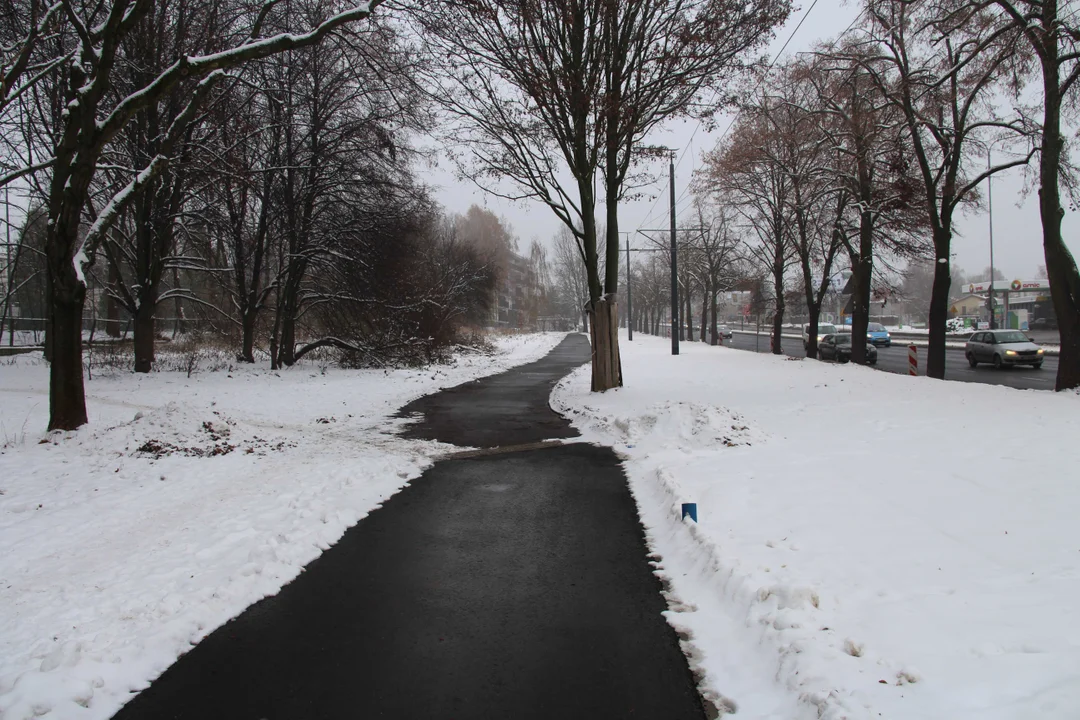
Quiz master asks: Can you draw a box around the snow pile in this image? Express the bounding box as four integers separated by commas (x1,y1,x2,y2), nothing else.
553,330,1080,720
0,331,566,720
569,399,766,452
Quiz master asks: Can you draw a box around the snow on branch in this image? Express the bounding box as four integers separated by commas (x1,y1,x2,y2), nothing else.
94,1,382,149
78,154,169,281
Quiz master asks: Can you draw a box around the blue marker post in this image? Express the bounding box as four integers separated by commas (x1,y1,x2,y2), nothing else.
681,503,697,523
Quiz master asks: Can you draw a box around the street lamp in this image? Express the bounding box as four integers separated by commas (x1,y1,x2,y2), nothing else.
984,137,1015,329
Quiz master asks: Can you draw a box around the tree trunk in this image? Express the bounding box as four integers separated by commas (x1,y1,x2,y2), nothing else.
241,311,257,363
279,310,296,366
710,286,718,345
926,225,952,379
46,254,88,430
43,270,54,362
700,289,708,342
926,253,951,379
133,301,155,373
806,303,820,358
589,294,622,391
1037,35,1080,389
771,308,784,354
275,263,303,366
849,213,873,365
772,260,785,355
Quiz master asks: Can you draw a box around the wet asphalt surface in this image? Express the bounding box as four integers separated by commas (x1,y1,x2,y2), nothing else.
397,334,594,447
111,333,705,720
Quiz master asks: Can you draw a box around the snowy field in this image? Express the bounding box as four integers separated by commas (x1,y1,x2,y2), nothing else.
0,332,565,720
553,330,1080,720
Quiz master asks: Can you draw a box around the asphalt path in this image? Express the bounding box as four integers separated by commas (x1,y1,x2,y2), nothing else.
721,332,1057,391
111,334,705,720
397,334,591,448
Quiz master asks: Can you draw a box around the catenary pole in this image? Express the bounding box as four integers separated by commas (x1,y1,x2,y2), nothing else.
626,233,633,341
669,151,679,356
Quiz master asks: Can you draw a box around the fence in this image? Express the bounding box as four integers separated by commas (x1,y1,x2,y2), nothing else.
1,316,215,347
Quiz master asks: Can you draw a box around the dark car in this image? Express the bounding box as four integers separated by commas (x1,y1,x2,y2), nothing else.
1031,317,1058,331
818,334,878,365
965,329,1045,369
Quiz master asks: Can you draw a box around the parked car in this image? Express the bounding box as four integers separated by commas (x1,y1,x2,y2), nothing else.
866,322,892,347
717,324,733,339
1031,317,1058,331
818,334,878,365
965,329,1045,369
803,322,838,350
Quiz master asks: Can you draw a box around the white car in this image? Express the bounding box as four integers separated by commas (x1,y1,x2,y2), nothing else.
803,322,838,350
717,324,733,339
965,329,1045,369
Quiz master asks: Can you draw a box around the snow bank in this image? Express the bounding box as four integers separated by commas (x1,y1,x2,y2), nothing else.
0,332,566,720
553,330,1080,720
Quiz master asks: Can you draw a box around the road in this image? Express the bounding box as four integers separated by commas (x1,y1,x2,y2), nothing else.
721,332,1058,392
111,335,706,720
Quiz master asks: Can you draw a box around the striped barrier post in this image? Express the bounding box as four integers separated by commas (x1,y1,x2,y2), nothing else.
908,344,918,376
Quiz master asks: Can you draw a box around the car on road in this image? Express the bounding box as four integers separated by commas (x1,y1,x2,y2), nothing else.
718,324,733,340
866,322,892,347
818,334,878,365
965,330,1045,369
803,322,838,350
1031,317,1058,331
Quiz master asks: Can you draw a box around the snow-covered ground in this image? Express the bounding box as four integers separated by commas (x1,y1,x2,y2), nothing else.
0,332,566,720
553,330,1080,720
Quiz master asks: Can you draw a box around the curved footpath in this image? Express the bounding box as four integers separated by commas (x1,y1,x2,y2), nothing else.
111,334,705,720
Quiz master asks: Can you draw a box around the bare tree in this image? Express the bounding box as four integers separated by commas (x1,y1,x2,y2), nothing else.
418,0,617,385
597,0,792,333
805,44,927,364
688,201,744,344
756,61,851,357
702,107,796,354
200,75,282,363
857,0,1031,377
551,225,591,332
16,0,382,430
421,0,787,391
989,0,1080,389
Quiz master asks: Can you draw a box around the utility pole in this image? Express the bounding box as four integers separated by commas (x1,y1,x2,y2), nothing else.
625,233,633,341
987,148,997,329
636,149,698,353
669,150,678,356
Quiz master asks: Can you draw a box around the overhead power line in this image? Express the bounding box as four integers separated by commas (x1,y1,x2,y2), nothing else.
637,0,869,234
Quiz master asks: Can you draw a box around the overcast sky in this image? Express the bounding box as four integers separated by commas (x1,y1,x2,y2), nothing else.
426,0,1079,282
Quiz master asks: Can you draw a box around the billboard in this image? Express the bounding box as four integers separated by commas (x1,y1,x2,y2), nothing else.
967,279,1050,293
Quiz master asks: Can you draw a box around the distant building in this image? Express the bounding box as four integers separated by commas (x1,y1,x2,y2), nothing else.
492,252,531,328
950,293,990,318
